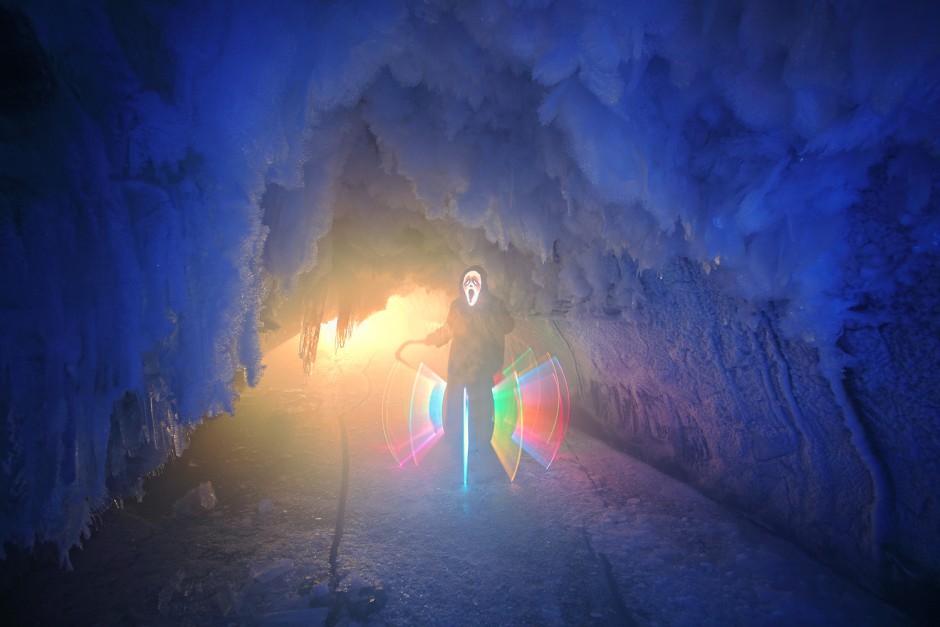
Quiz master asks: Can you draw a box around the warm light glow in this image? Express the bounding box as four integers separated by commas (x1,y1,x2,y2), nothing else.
261,288,448,391
319,317,338,347
322,291,450,368
263,287,451,465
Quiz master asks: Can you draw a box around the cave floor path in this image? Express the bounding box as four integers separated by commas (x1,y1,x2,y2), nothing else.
7,341,911,626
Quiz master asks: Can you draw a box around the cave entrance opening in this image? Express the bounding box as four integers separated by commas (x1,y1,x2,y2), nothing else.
259,287,451,394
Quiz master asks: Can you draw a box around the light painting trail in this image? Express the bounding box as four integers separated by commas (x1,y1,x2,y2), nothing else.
463,388,469,487
492,366,524,481
511,355,571,470
382,361,446,467
382,348,570,482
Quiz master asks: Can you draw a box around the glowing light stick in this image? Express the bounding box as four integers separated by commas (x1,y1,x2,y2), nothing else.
463,388,469,486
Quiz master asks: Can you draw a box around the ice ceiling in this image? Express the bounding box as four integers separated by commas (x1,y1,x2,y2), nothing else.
1,0,939,607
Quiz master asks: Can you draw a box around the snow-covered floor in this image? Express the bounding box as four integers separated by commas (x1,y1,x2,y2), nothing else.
4,326,913,626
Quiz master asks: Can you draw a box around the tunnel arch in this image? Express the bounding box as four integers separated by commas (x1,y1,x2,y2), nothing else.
0,0,938,616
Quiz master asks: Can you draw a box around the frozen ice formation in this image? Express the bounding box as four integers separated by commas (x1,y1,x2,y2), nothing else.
0,0,937,610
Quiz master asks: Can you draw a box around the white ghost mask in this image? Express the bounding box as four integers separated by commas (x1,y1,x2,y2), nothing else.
462,270,482,307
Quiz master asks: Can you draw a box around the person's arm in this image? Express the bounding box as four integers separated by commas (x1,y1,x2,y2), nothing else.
424,323,451,347
424,301,458,347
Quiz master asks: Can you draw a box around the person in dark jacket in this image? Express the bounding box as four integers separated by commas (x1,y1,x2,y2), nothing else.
424,266,514,457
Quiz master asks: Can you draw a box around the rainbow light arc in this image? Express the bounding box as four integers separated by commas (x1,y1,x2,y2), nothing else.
382,349,570,482
505,353,570,470
382,361,446,467
492,366,524,481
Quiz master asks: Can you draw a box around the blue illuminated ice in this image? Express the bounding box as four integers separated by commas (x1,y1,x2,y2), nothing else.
0,2,937,600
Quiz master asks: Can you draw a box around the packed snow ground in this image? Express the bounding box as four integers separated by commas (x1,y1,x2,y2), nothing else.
4,314,911,626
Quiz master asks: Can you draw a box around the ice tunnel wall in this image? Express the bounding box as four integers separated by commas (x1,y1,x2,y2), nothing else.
558,254,940,602
1,0,939,610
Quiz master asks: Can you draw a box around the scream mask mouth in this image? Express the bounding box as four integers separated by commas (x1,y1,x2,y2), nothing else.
462,270,482,307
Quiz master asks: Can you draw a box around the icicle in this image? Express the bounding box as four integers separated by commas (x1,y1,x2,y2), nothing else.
299,287,327,377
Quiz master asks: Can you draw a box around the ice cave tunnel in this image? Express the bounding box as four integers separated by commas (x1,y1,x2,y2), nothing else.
1,0,939,624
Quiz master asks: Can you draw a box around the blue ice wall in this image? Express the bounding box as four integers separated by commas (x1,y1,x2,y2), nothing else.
560,250,938,602
0,0,937,607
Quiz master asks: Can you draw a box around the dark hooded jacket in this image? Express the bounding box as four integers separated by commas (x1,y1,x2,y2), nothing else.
426,266,514,383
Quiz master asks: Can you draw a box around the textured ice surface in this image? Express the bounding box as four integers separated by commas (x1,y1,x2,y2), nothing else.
0,0,937,613
3,326,912,625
